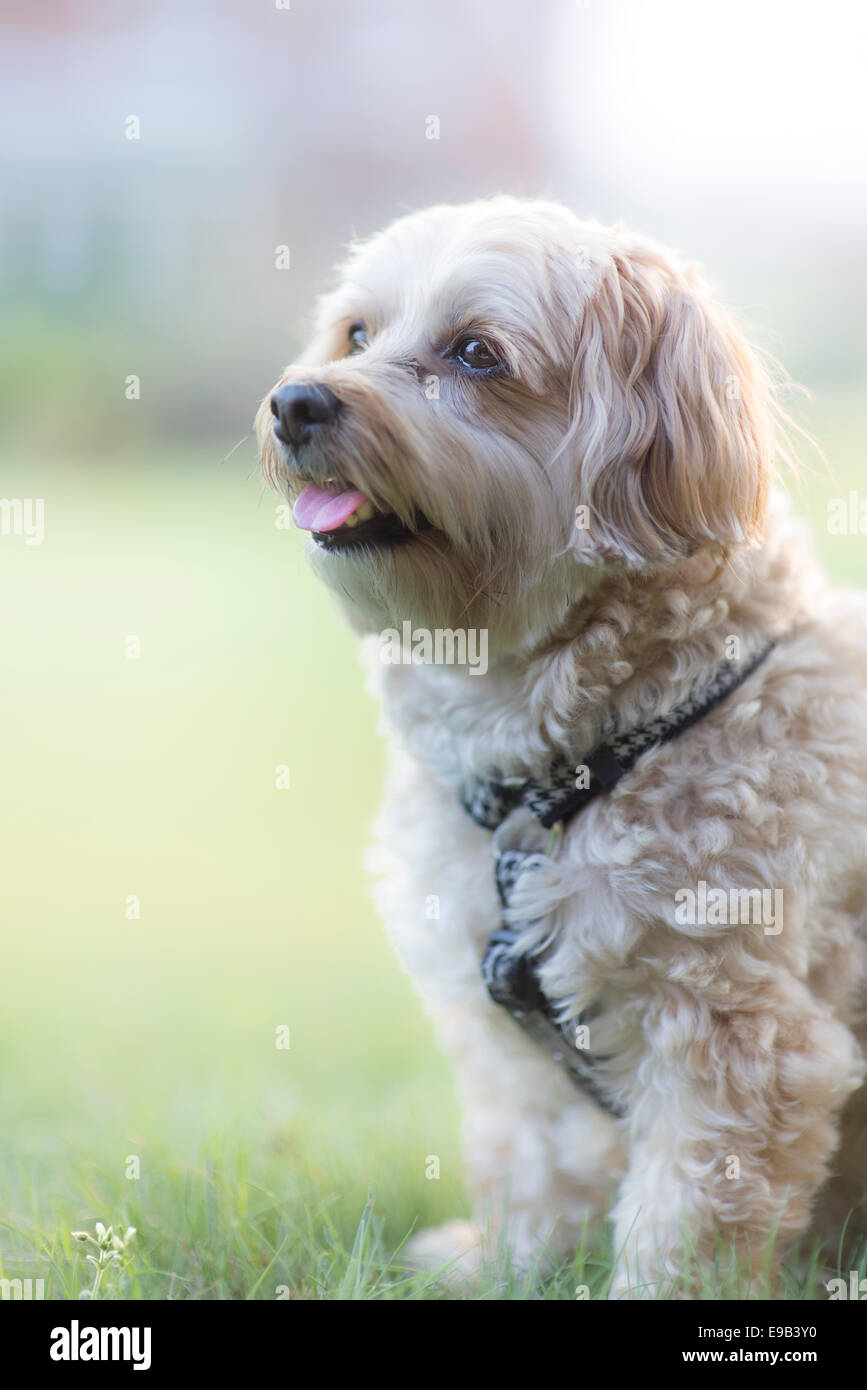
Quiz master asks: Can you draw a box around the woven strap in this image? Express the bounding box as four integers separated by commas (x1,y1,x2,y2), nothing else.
463,640,777,831
470,639,779,1119
483,851,624,1117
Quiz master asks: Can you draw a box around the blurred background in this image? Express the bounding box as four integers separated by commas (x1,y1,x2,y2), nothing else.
1,0,865,1297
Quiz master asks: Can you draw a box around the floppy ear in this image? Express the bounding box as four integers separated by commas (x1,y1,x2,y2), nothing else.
569,244,776,565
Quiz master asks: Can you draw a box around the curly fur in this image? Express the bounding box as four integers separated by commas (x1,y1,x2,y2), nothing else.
258,196,867,1297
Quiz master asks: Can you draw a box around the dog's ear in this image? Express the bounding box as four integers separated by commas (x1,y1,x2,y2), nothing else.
569,244,776,565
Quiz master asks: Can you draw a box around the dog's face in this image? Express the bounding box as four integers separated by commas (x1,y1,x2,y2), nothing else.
257,197,776,650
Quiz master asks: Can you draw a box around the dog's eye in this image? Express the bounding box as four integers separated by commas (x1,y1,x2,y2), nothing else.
347,320,369,355
454,336,499,372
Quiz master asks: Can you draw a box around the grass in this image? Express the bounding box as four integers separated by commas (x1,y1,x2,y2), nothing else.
2,386,867,1300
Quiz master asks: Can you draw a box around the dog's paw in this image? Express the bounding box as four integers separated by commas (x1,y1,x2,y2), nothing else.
401,1219,484,1291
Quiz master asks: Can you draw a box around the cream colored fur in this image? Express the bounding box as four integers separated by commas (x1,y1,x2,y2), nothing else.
258,197,867,1297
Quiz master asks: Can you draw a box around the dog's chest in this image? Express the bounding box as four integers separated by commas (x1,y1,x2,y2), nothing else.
374,737,626,1009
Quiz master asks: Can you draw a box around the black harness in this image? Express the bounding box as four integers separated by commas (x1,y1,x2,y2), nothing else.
461,639,778,1119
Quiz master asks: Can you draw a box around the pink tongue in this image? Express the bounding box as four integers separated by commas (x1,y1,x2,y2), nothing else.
292,484,368,532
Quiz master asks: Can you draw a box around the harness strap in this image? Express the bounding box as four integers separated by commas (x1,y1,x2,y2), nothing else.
485,853,625,1116
463,639,778,832
470,639,779,1119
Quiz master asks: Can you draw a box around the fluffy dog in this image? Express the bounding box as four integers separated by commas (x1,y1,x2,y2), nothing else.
257,197,867,1297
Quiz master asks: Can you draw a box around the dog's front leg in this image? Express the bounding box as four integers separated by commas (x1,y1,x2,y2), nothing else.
406,993,626,1285
371,745,625,1285
608,978,864,1299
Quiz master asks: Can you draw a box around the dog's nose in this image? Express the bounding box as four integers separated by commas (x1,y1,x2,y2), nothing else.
270,383,342,450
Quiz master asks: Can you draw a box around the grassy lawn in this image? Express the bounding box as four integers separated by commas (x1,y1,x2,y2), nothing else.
2,388,867,1299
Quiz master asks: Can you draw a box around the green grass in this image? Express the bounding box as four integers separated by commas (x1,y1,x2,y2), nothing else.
2,387,867,1300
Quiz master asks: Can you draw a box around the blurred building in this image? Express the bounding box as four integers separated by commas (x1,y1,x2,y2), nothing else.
2,0,865,448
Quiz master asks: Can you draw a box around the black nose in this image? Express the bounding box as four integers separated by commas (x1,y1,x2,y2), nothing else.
270,383,342,450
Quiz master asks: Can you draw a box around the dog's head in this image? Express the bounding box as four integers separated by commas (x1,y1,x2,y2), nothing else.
257,197,777,648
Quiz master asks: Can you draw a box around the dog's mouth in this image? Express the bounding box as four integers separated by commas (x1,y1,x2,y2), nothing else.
292,480,433,550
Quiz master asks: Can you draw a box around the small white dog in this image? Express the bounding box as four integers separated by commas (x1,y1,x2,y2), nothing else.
258,197,867,1297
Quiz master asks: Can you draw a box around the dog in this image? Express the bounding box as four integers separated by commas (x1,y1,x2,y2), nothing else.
257,196,867,1297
